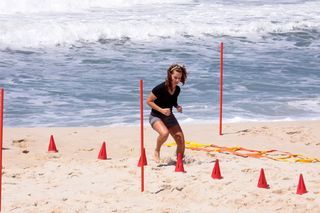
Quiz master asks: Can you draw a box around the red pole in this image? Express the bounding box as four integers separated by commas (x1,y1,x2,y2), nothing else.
219,42,224,135
139,80,144,192
0,88,4,211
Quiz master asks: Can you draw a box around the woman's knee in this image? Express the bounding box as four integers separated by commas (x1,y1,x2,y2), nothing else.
159,129,170,139
153,121,169,139
174,132,184,144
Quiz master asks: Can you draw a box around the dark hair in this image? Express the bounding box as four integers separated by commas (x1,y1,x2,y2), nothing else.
165,64,187,91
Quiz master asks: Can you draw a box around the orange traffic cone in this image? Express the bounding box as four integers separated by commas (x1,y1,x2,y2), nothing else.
211,159,222,179
296,174,307,195
137,148,147,167
175,153,185,172
98,141,107,160
48,135,58,152
257,168,269,188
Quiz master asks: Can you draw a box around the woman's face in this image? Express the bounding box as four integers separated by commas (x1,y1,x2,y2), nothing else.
171,70,182,87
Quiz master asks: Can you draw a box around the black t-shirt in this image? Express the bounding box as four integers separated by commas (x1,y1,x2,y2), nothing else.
151,82,180,117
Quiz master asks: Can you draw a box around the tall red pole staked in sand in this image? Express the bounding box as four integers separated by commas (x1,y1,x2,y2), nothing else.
140,80,145,192
0,88,4,211
219,42,224,135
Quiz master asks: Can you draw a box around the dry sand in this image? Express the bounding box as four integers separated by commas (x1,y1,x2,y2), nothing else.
2,120,320,212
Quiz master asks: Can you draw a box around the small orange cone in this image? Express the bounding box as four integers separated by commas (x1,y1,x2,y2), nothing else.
48,135,58,152
211,159,222,179
175,153,185,172
98,141,107,160
296,174,307,195
137,148,147,167
257,168,269,188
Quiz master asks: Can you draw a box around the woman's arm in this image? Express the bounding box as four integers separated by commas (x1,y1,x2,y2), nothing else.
146,92,171,116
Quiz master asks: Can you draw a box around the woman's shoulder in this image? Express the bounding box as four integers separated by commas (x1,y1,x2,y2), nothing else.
153,81,166,90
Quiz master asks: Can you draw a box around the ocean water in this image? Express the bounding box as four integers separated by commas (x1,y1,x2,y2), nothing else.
0,0,320,127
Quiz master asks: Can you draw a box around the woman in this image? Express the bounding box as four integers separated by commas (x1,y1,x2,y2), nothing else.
146,64,188,163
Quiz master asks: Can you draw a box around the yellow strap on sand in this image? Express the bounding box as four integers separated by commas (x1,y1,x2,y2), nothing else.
166,141,320,163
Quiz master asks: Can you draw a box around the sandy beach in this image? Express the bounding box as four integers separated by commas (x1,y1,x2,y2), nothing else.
1,0,320,212
2,120,320,212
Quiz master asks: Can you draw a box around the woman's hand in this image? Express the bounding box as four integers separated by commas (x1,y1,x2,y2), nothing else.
176,105,182,113
162,108,171,116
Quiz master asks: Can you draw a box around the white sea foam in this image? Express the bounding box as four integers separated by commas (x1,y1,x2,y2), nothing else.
287,98,320,113
0,0,191,14
0,0,319,48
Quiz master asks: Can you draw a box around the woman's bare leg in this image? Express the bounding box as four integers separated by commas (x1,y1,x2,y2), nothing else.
169,124,185,157
152,120,169,163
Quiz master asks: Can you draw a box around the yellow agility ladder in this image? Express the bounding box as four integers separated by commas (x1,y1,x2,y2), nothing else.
166,141,320,163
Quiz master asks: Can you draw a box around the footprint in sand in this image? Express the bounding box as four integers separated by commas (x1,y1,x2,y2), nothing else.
156,156,176,167
79,148,94,152
241,168,256,174
272,189,285,195
183,156,196,164
236,129,250,135
164,178,172,184
48,154,61,159
68,171,82,178
9,173,22,179
12,139,28,148
172,186,184,192
152,184,172,194
12,139,25,143
286,130,301,135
